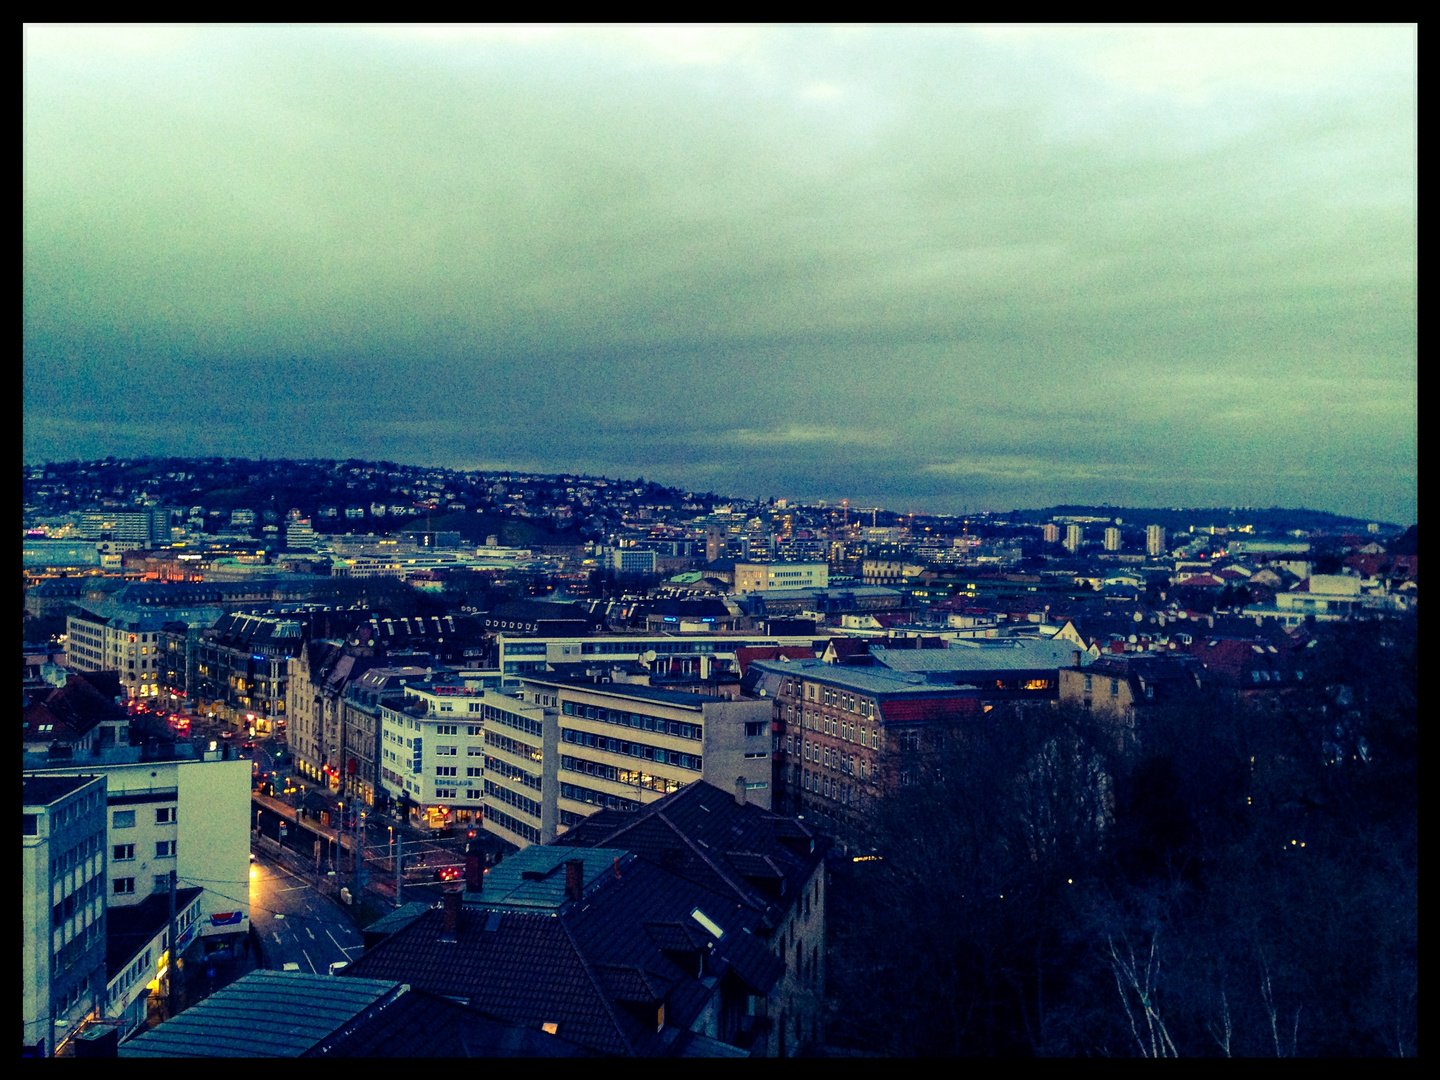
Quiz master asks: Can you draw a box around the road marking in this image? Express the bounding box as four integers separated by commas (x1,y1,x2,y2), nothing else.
327,929,353,952
274,885,309,893
305,927,315,940
301,949,317,974
272,932,282,943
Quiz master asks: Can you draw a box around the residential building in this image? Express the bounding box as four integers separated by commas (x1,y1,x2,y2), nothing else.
1056,655,1206,749
1064,524,1083,554
25,747,252,962
340,667,431,812
24,775,109,1058
749,657,1037,846
1146,524,1167,557
1104,526,1122,552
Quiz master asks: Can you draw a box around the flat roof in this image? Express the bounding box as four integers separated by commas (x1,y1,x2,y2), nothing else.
23,774,101,807
521,677,709,710
471,847,633,912
872,638,1091,673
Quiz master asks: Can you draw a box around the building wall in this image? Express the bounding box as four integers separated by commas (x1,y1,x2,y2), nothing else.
28,757,252,950
23,776,109,1058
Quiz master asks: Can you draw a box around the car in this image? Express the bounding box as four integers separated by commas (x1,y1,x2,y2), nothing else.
221,731,234,740
328,961,349,976
435,866,461,882
242,740,255,750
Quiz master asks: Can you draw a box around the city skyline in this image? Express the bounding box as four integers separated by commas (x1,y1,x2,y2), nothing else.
24,25,1417,522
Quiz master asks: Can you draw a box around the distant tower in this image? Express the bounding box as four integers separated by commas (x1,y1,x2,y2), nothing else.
1104,526,1122,552
1043,523,1061,545
706,525,725,563
1146,524,1167,557
1064,525,1083,554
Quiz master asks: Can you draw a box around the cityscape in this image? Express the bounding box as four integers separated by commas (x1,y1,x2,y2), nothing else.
24,26,1414,1058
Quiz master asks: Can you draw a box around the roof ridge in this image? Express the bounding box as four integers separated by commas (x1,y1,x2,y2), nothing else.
654,810,760,911
558,914,637,1057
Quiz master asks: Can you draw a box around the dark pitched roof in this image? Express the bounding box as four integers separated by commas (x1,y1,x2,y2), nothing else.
552,781,826,916
23,672,126,743
318,987,595,1057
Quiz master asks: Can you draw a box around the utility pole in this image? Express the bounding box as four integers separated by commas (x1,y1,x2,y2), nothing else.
394,834,403,906
166,870,178,1019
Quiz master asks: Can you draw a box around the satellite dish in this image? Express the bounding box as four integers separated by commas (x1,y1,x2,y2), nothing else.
1128,635,1138,644
1134,612,1144,623
643,650,657,663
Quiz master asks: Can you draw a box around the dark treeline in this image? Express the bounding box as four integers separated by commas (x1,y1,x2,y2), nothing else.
827,617,1416,1056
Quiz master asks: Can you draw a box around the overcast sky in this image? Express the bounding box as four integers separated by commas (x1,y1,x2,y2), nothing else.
23,24,1416,521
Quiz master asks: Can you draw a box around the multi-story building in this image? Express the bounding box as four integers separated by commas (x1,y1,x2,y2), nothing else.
1146,524,1168,558
67,607,219,702
24,775,109,1058
493,630,825,680
340,666,432,812
751,657,1032,847
25,745,253,963
609,548,657,573
378,682,529,834
519,675,773,828
733,561,829,593
1042,523,1061,545
1064,524,1083,554
1104,526,1122,552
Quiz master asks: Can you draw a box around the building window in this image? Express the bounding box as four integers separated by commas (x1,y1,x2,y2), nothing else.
1111,679,1120,697
436,724,458,735
114,878,135,895
436,766,457,777
156,841,176,858
113,844,135,861
745,721,767,737
113,810,135,829
156,808,176,824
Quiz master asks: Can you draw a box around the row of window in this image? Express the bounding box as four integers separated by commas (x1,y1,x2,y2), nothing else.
52,875,102,927
484,705,543,738
51,833,102,882
559,782,640,812
112,807,175,829
112,841,175,861
802,769,855,803
795,709,880,749
485,730,543,764
485,755,540,791
789,680,876,718
560,701,703,741
485,780,542,819
799,740,864,778
487,806,540,844
112,875,182,896
561,755,683,795
561,728,702,772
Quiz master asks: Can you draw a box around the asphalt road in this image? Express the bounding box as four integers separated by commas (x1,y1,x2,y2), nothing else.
249,848,365,976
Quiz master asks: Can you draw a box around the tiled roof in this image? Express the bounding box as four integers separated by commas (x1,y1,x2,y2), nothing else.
120,970,407,1057
319,987,595,1057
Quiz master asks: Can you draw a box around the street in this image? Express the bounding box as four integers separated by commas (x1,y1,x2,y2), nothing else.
248,848,364,975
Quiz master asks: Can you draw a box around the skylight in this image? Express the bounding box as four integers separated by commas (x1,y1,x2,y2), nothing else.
690,907,724,939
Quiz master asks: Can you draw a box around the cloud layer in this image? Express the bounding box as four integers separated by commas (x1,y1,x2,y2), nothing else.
24,25,1416,520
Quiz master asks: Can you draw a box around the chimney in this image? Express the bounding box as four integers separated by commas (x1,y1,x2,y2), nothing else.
564,859,584,903
465,837,482,894
734,776,747,807
440,887,461,941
